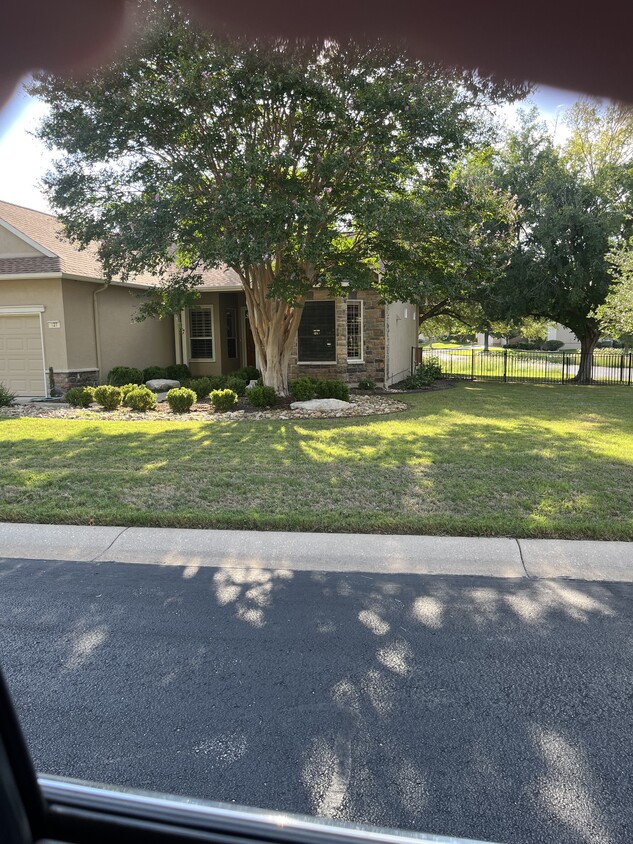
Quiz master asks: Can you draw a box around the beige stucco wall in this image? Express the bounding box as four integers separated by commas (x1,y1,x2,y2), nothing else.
386,301,419,385
0,226,42,256
96,283,176,380
62,279,98,370
0,277,67,370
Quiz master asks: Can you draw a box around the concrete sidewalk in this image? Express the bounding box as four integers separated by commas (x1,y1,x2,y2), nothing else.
1,522,632,582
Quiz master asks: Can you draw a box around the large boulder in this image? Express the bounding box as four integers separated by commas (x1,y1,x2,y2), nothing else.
146,379,180,392
290,398,351,411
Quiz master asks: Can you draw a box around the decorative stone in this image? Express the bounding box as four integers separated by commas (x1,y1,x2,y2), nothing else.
146,379,180,392
245,380,259,390
155,392,168,403
290,398,352,411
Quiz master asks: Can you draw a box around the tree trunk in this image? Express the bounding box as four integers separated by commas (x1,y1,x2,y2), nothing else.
241,265,304,396
573,327,600,384
483,330,490,353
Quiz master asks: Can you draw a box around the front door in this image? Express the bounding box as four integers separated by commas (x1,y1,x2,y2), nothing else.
242,307,256,368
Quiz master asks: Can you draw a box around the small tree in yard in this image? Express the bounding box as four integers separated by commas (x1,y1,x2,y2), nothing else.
32,2,525,394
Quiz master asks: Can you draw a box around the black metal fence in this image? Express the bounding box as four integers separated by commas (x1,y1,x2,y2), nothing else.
412,347,633,386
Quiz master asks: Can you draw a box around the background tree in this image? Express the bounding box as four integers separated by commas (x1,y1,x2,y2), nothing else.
32,3,526,393
595,238,633,337
483,110,630,382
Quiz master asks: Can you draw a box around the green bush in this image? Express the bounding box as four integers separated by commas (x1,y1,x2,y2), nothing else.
541,340,565,351
64,386,94,408
314,378,350,402
289,377,316,401
0,382,17,407
234,365,260,382
142,366,168,381
126,386,157,412
512,341,540,351
118,383,140,405
402,358,443,390
248,385,277,407
225,376,248,396
420,356,443,380
187,377,213,401
210,388,238,411
165,364,191,381
358,378,376,390
94,385,122,410
107,366,143,387
166,387,196,414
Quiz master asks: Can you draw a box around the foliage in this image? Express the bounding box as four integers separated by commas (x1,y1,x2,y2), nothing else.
64,387,94,408
142,366,168,382
186,377,213,401
247,385,277,408
94,385,122,410
107,366,143,387
210,388,238,411
289,378,316,402
165,364,191,381
166,387,196,413
31,5,526,393
541,340,565,351
225,376,248,397
595,238,633,336
482,108,633,382
313,379,350,402
234,366,260,382
119,383,140,405
126,386,158,412
0,383,17,407
403,357,443,389
358,378,376,390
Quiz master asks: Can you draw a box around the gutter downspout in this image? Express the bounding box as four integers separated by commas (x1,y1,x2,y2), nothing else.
93,283,108,382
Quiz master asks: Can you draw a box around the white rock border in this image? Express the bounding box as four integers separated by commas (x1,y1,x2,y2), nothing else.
0,394,408,423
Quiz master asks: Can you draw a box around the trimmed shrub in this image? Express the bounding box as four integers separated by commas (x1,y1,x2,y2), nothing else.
358,378,376,390
248,385,277,407
289,377,316,402
0,382,17,407
225,376,248,396
512,341,540,351
314,378,350,402
187,377,213,401
64,387,94,408
166,387,196,413
118,383,140,405
210,388,238,411
107,366,143,387
165,364,191,381
234,365,260,382
94,385,122,410
142,366,168,381
126,386,157,412
541,340,565,351
403,358,443,390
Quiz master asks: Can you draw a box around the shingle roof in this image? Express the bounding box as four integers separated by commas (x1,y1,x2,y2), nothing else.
0,200,243,290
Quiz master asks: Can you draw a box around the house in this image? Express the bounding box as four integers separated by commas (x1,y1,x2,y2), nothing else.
474,325,581,349
0,200,418,396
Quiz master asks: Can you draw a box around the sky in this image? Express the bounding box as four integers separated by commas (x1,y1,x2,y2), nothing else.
0,78,583,215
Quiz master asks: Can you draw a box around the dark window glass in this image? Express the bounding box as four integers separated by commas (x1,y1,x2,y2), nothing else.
298,300,336,362
189,308,213,359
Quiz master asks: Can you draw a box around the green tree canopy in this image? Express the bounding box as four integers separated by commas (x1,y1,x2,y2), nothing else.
32,2,526,392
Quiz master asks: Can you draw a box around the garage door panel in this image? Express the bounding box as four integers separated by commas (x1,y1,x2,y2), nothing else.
0,314,46,396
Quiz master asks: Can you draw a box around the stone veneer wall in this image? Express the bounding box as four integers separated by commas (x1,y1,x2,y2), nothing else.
287,289,386,386
50,368,99,395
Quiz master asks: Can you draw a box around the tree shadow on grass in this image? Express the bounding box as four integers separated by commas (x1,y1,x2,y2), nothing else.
0,558,631,844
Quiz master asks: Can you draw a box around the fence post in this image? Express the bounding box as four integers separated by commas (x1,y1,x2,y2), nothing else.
503,348,508,382
620,353,625,384
471,348,475,381
629,353,632,387
562,353,566,384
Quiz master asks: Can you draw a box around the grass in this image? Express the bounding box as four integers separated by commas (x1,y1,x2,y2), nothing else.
1,382,633,540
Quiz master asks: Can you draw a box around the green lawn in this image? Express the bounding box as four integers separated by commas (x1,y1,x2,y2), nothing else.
1,382,633,539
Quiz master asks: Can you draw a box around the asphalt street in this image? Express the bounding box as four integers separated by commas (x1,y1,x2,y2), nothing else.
0,556,631,844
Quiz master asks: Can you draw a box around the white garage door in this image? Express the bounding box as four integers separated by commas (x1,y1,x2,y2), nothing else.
0,315,46,396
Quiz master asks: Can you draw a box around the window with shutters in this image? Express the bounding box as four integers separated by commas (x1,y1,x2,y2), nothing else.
189,307,214,360
346,300,363,362
297,300,337,363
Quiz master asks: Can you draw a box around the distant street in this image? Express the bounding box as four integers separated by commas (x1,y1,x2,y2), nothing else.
1,555,631,844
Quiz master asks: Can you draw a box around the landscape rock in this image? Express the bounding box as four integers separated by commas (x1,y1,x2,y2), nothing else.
146,379,180,392
290,398,351,411
155,392,168,403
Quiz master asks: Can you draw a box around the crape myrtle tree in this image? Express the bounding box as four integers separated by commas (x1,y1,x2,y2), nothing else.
31,2,526,394
485,107,633,383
